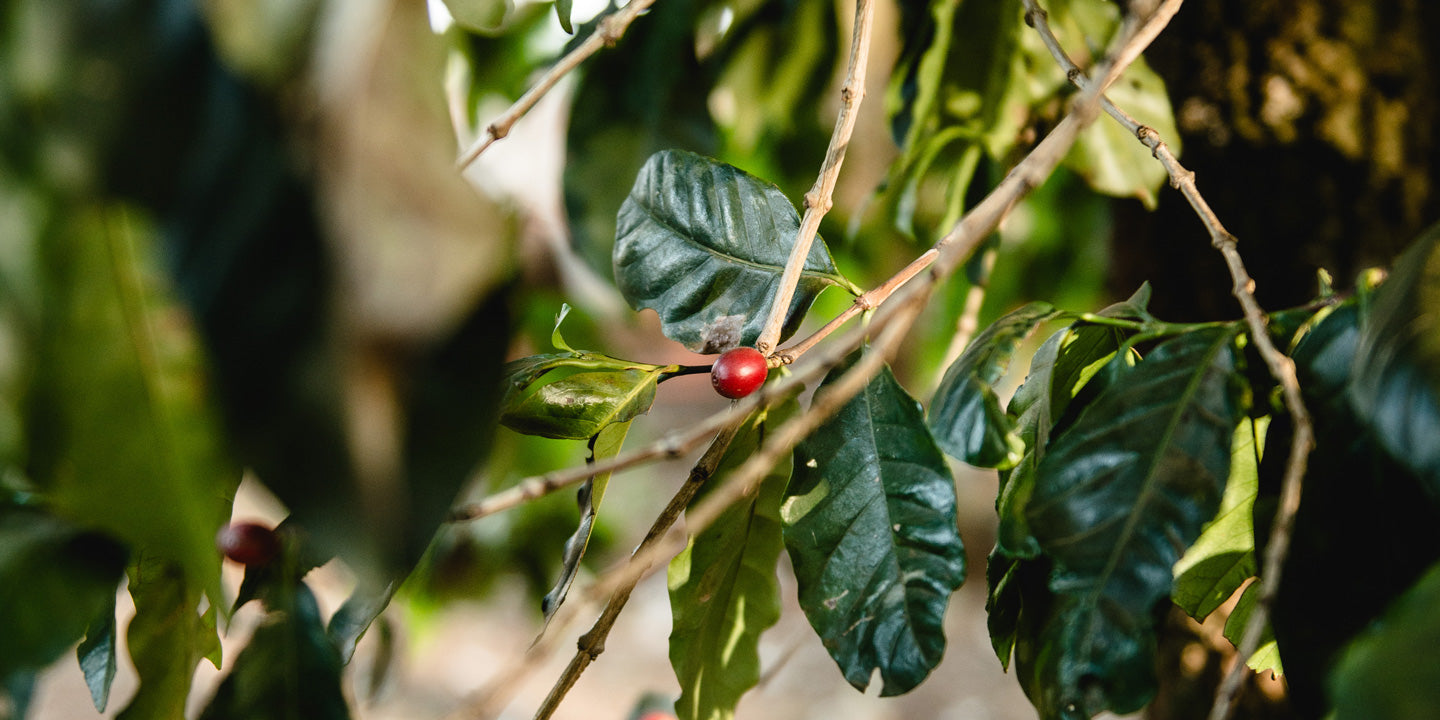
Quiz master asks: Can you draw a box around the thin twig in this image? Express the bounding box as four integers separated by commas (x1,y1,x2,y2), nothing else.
1019,2,1315,717
531,419,744,720
935,245,997,391
455,0,659,169
753,0,877,355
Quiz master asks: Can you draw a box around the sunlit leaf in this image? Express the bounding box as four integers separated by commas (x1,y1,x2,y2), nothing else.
783,352,966,696
1023,328,1244,717
669,396,794,720
1063,58,1179,209
1222,581,1282,676
1172,417,1267,621
614,149,848,353
500,355,664,440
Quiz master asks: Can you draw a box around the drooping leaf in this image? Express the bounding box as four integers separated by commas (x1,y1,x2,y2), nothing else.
555,0,573,34
200,582,350,720
1221,581,1282,676
1023,328,1244,718
117,560,220,720
500,355,664,440
0,507,128,686
613,149,848,353
1329,559,1440,720
1172,416,1267,621
928,301,1059,469
783,352,966,696
542,420,631,619
668,396,795,720
986,548,1055,672
77,591,119,712
442,0,515,33
1349,223,1440,500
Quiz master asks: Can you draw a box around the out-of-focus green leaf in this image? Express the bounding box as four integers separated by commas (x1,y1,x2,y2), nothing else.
1023,328,1243,717
565,0,718,274
1222,581,1282,676
28,208,235,598
1349,223,1440,500
117,560,219,720
77,590,119,712
555,0,573,33
199,582,350,720
541,420,630,619
0,507,127,685
500,356,664,440
613,149,849,353
328,582,397,666
442,0,515,33
928,301,1058,468
1329,559,1440,720
783,352,966,696
1063,59,1179,209
669,395,794,720
1172,417,1266,620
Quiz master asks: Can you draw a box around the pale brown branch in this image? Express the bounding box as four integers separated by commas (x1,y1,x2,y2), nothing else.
455,1,658,169
1020,3,1315,717
754,0,877,355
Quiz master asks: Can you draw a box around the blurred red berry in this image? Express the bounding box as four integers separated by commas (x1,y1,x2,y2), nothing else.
215,522,280,567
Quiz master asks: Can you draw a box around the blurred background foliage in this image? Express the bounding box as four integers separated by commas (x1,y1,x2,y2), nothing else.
0,0,1436,718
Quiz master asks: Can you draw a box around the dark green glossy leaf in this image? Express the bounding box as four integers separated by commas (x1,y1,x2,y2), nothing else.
928,301,1058,469
328,582,397,666
1024,328,1244,717
1329,559,1440,720
500,356,663,439
117,560,219,720
613,149,847,353
77,590,119,712
200,582,350,720
668,397,794,720
783,353,966,696
0,508,127,684
1171,417,1265,621
542,420,630,619
1349,223,1440,500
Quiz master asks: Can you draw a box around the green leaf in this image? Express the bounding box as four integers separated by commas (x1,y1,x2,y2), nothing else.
442,0,515,33
0,507,127,684
928,301,1059,469
1349,223,1440,500
542,420,631,619
668,398,794,720
1172,417,1267,621
998,318,1132,559
327,582,397,666
1063,58,1180,209
613,149,847,353
500,354,664,440
1329,559,1440,720
783,352,966,696
1221,581,1282,676
28,208,235,597
77,591,120,712
117,560,219,720
555,0,573,34
200,582,350,720
1023,328,1244,717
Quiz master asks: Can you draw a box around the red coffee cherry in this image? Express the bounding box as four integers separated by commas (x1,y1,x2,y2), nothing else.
215,522,281,567
711,347,768,399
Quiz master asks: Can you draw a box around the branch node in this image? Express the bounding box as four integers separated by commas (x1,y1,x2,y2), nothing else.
1024,7,1046,28
1066,67,1083,84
